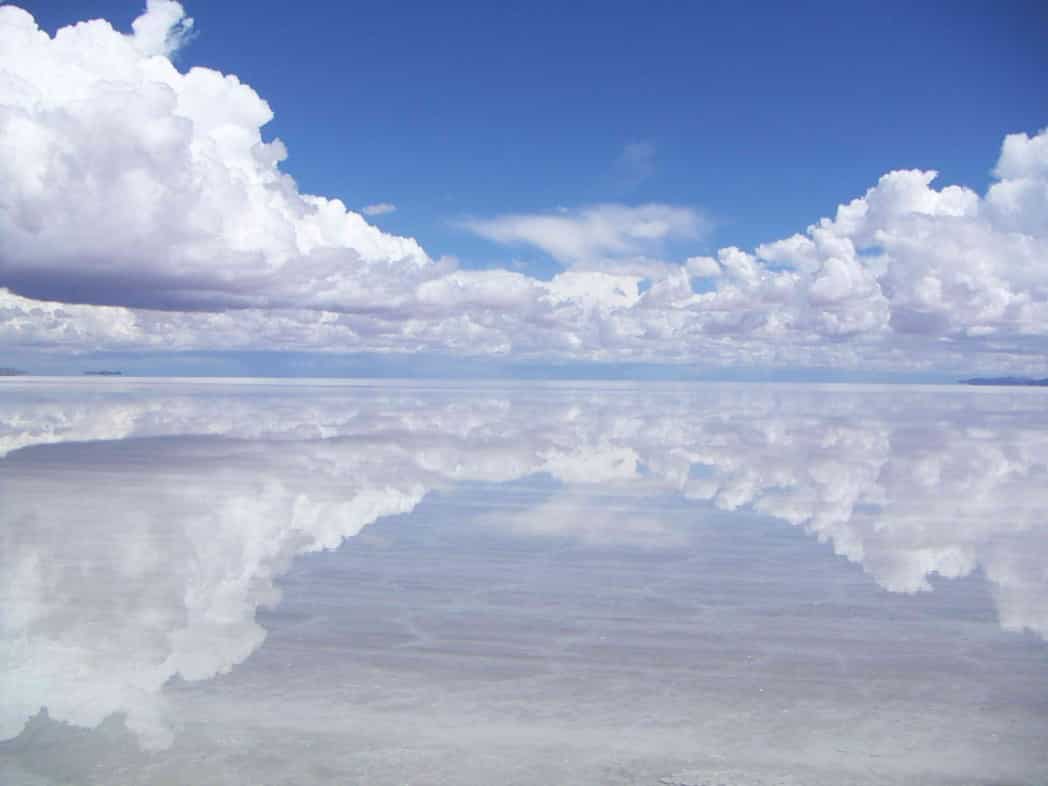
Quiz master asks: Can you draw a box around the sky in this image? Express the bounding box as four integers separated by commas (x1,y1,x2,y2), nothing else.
1,0,1047,378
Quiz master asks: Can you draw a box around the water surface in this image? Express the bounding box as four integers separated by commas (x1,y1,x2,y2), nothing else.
2,379,1047,785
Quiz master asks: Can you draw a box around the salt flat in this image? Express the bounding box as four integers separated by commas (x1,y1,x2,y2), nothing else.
1,380,1046,785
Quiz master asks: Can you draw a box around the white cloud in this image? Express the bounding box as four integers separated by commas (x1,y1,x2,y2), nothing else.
684,255,721,278
0,4,1047,372
462,203,707,268
362,202,397,216
130,0,194,57
0,3,430,312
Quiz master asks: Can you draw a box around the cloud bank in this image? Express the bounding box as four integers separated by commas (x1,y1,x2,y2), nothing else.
1,3,1047,371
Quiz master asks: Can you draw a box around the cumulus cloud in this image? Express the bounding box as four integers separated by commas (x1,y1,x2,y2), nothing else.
362,202,397,216
130,0,194,56
0,3,1047,372
0,2,430,312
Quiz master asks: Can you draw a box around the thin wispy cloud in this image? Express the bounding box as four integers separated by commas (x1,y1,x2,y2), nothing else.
361,202,397,216
612,141,657,191
461,203,708,269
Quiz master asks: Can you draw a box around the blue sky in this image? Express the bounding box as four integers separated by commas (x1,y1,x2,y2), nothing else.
2,1,1048,377
29,0,1045,268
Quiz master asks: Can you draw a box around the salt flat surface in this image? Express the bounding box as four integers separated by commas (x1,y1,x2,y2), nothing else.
1,380,1046,785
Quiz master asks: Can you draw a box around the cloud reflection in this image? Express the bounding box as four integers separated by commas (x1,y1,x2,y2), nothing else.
1,382,1047,748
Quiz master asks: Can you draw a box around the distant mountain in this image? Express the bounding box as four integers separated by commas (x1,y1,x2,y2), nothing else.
0,367,27,376
83,370,123,376
961,377,1048,387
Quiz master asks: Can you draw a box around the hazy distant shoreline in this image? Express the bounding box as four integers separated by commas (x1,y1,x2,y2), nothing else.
3,368,1047,386
961,377,1048,387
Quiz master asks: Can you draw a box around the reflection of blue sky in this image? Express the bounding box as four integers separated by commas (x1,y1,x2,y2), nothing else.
2,381,1048,782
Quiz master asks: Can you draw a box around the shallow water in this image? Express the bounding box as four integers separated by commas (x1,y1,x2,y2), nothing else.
1,379,1047,785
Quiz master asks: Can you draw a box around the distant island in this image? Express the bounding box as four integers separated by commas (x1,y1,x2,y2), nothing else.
0,367,28,376
961,377,1048,387
83,370,123,376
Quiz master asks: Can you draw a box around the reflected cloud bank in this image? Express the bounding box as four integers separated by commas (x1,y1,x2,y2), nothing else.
1,380,1047,767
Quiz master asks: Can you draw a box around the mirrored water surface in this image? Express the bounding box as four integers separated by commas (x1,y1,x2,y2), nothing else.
2,379,1047,785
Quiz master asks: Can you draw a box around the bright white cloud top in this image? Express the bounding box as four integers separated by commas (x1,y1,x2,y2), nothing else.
1,2,1047,372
